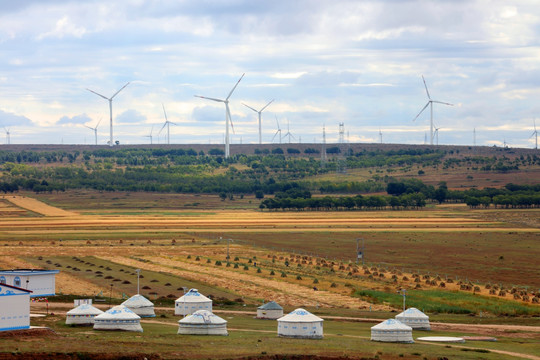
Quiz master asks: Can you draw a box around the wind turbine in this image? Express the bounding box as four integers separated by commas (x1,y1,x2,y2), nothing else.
4,127,10,145
531,119,538,149
159,104,177,145
195,73,244,158
283,119,295,144
272,116,282,144
243,99,274,144
144,125,154,145
434,126,442,145
84,118,102,145
379,128,383,144
86,82,130,147
413,76,452,145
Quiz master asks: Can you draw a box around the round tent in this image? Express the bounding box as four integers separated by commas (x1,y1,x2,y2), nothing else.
93,305,143,332
395,307,430,330
371,319,414,343
277,308,323,339
66,303,104,325
121,294,155,317
257,301,283,319
175,289,212,316
177,310,228,335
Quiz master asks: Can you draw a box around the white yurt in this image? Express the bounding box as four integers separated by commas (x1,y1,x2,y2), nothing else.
371,319,414,343
395,307,431,330
277,308,323,339
257,301,283,319
177,310,228,335
175,289,212,316
66,303,104,325
93,305,143,332
121,294,155,317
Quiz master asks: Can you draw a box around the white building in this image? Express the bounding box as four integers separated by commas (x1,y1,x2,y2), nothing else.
93,305,143,332
175,289,212,316
277,308,323,339
121,294,155,317
66,303,104,325
371,319,414,343
395,307,431,330
257,301,283,319
0,269,59,297
0,283,32,331
177,310,228,336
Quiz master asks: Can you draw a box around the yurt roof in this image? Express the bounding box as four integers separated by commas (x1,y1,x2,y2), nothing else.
67,304,104,316
258,301,283,310
176,288,211,303
122,294,154,308
396,307,429,319
178,310,226,325
95,305,141,320
278,308,323,323
371,319,412,331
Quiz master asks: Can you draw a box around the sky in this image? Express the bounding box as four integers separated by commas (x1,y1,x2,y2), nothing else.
0,0,539,148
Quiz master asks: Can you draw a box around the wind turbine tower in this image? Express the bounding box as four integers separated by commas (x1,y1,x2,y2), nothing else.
413,76,453,145
531,119,538,150
272,116,282,144
434,126,441,146
283,119,295,144
159,104,177,145
379,128,383,144
195,74,244,158
243,99,274,144
4,128,10,145
87,82,130,147
473,128,476,147
84,118,102,145
144,125,154,144
321,125,327,167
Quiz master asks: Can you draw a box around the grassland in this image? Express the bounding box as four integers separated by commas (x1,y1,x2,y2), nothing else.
0,191,539,359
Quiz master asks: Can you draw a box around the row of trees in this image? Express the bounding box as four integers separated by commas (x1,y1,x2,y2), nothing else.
259,193,426,211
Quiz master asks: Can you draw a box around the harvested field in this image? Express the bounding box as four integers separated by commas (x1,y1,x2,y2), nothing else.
5,195,78,217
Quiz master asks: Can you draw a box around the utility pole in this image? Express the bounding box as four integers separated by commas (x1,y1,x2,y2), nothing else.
356,238,364,265
398,288,407,311
136,269,141,294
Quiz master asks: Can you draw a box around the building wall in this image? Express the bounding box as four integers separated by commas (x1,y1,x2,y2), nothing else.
0,290,30,331
174,301,212,315
0,273,56,297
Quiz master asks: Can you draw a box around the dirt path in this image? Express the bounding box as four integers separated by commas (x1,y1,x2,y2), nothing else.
5,195,78,217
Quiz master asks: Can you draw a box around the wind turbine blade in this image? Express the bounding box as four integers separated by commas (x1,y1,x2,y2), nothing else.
168,121,179,126
162,103,169,122
413,102,430,121
275,116,280,129
534,119,537,131
195,95,224,103
422,75,431,100
242,103,258,112
83,125,93,130
111,82,130,99
260,99,274,112
272,130,279,142
227,105,235,134
226,73,245,100
96,117,102,128
432,100,453,106
159,122,167,134
86,88,109,100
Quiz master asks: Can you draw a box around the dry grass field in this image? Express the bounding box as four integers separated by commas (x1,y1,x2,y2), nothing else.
0,191,539,359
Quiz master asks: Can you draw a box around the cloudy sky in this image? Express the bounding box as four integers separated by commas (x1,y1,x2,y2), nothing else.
0,0,539,148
